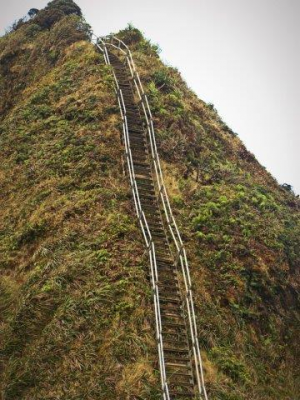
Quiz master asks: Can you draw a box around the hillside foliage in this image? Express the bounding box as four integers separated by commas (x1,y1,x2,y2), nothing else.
0,3,299,399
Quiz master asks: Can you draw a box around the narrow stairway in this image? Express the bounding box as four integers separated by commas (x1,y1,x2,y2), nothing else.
108,50,198,399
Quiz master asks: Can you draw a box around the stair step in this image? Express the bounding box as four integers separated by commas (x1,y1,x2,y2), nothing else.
139,193,156,200
159,283,180,292
159,279,180,289
155,254,172,262
158,266,176,273
161,309,183,317
121,89,134,94
138,185,157,199
168,391,195,398
158,275,178,283
165,354,191,363
148,224,164,230
147,221,163,228
158,290,182,300
129,127,144,133
126,109,140,114
155,249,170,256
168,371,193,378
135,165,152,172
155,241,169,246
158,275,178,284
164,331,189,341
162,313,185,322
142,206,160,214
164,342,191,352
130,141,147,148
135,173,152,180
135,180,154,187
130,137,146,144
133,158,149,164
156,262,176,269
160,306,183,316
162,311,185,320
158,271,177,278
152,233,166,239
159,288,180,297
170,383,194,390
137,186,156,193
130,136,145,143
155,253,172,260
154,242,169,248
156,254,173,260
131,145,147,151
126,112,140,118
157,259,174,266
134,168,151,176
166,362,190,369
160,296,181,304
134,164,150,170
127,121,144,127
157,256,173,263
163,327,187,337
148,228,164,235
142,208,160,216
168,382,194,390
133,157,149,164
133,160,150,166
164,346,189,354
161,295,181,303
128,133,145,140
159,276,179,285
130,135,145,141
125,112,140,118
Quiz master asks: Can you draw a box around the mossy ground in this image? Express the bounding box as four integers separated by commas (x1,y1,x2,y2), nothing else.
0,6,299,400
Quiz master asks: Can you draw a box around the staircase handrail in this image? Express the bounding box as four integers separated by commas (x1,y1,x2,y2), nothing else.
92,33,208,399
91,33,170,400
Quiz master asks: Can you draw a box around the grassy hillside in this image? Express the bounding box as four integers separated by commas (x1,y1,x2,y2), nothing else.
0,2,299,399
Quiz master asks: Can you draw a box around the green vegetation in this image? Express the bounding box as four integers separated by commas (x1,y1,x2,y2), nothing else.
0,5,159,399
0,3,299,399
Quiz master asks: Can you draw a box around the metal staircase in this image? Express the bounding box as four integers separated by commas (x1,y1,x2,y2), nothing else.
92,34,208,400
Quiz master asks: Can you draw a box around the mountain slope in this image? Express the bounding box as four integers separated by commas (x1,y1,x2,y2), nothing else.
0,2,299,399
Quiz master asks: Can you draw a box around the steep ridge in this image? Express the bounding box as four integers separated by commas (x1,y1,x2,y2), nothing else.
0,4,161,399
0,2,299,399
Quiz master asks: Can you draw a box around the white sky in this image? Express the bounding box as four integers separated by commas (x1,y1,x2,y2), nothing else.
1,0,299,194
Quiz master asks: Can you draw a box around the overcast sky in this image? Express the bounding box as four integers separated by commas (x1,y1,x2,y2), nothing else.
1,0,299,194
